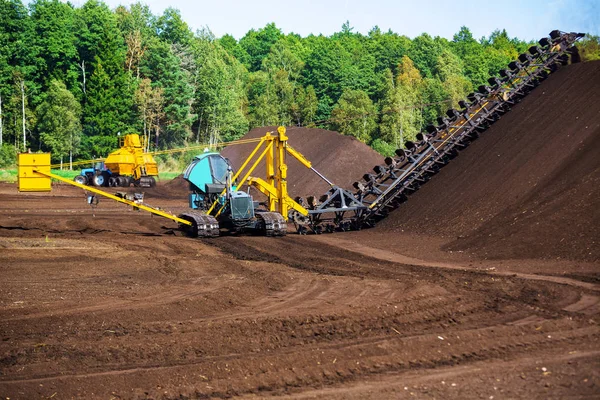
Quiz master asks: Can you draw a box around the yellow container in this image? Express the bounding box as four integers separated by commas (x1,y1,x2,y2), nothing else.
18,153,52,192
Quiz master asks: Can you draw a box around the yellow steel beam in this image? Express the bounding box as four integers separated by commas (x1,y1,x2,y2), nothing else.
33,169,192,226
50,158,105,169
248,177,309,216
285,145,312,169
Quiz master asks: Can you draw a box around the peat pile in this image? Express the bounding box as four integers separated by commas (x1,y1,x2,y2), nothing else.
377,61,600,262
142,175,189,200
221,127,384,198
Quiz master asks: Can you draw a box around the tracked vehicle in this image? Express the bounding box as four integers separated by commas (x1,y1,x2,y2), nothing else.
176,152,287,237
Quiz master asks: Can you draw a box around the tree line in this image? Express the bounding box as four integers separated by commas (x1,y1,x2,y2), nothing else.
1,0,598,166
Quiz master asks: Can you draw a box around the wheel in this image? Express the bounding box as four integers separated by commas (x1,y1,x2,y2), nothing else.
108,176,118,187
93,172,109,187
74,175,88,185
117,176,130,187
93,173,105,187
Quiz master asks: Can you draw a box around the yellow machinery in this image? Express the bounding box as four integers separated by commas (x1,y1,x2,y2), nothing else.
56,135,265,186
15,127,316,237
104,134,158,184
17,152,193,227
17,153,52,192
178,126,355,236
207,126,314,220
74,133,159,188
16,126,358,237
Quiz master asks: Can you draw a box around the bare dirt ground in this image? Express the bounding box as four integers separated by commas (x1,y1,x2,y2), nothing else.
1,62,599,399
0,182,598,399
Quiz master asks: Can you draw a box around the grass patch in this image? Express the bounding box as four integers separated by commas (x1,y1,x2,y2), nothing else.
158,171,181,181
0,167,179,183
0,168,81,183
0,168,17,182
50,169,80,180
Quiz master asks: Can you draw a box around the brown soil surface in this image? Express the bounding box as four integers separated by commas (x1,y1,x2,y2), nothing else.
221,126,384,198
0,183,599,399
1,63,599,399
378,61,600,263
144,175,190,200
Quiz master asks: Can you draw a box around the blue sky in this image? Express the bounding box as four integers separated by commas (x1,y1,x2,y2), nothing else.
68,0,599,40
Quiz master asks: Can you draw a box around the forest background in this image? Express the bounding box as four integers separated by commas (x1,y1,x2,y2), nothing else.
0,0,598,169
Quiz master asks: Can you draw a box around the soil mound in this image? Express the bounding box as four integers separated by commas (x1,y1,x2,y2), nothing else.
221,127,384,198
142,175,189,200
377,61,600,262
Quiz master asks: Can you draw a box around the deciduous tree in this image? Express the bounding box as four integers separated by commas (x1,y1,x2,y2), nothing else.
37,80,81,168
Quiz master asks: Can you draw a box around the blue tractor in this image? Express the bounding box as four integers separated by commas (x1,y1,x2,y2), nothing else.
73,162,116,187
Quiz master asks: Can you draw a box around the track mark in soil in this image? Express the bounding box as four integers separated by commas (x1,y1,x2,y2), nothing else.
563,294,600,315
311,236,600,291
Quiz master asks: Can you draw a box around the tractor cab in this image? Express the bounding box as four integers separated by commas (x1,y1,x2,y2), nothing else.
183,152,234,211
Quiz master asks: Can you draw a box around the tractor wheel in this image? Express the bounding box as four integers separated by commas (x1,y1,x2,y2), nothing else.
93,172,109,187
74,175,88,185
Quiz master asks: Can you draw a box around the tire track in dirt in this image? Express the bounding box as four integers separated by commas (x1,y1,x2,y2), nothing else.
309,236,600,290
274,349,600,400
2,320,597,398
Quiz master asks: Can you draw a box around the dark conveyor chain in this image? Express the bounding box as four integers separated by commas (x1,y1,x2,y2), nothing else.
295,30,585,234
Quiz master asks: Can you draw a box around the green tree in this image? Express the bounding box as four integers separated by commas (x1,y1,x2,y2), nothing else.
192,34,248,143
451,26,488,87
395,56,424,143
302,35,377,121
330,89,376,143
218,34,238,55
407,33,445,78
134,77,164,150
370,138,396,156
434,49,471,108
37,80,82,167
367,27,411,74
292,85,317,126
579,35,600,61
77,0,135,156
247,70,278,127
155,7,193,46
140,37,195,147
0,0,32,146
238,23,283,72
421,77,447,126
378,68,401,146
83,58,134,155
481,29,522,77
115,2,156,39
29,0,79,94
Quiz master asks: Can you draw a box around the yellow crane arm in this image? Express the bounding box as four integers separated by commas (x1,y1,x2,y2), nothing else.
247,177,309,216
285,145,312,169
33,169,192,226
